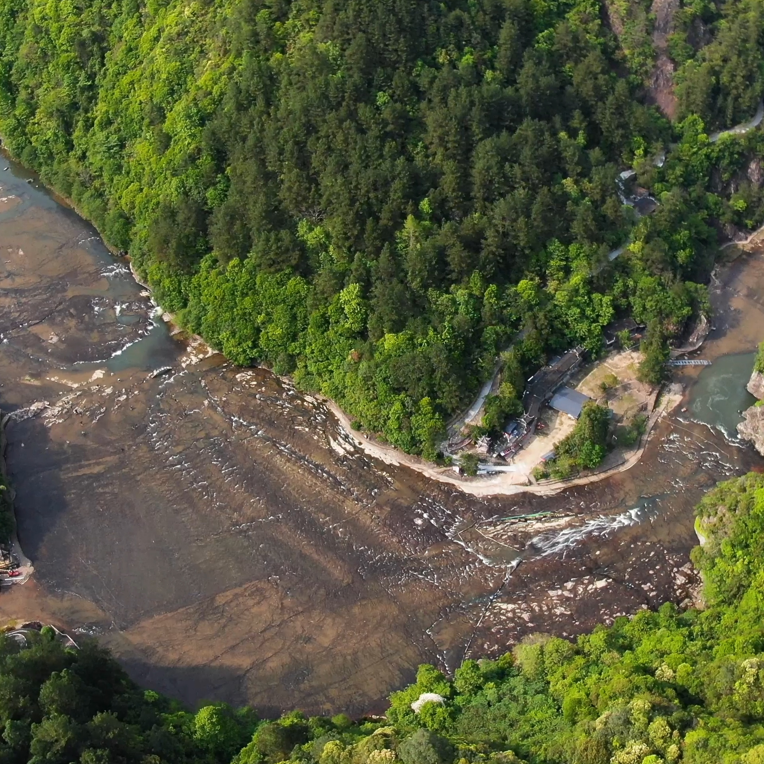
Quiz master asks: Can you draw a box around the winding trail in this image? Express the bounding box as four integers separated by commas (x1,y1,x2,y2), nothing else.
710,101,764,143
720,220,764,251
449,373,495,433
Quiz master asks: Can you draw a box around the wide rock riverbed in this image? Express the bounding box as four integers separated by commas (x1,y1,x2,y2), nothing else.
0,158,761,715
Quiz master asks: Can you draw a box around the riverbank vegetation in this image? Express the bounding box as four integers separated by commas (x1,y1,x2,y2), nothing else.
638,322,671,386
0,0,762,458
533,401,610,479
4,473,764,763
754,342,764,374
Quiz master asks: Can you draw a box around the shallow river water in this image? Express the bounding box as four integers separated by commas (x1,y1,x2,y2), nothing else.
689,351,757,437
0,157,762,715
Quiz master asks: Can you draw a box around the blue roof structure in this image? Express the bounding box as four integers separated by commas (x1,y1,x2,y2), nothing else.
549,387,591,419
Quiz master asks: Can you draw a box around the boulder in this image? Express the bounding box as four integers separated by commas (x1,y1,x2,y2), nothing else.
738,370,764,456
748,370,764,400
738,405,764,455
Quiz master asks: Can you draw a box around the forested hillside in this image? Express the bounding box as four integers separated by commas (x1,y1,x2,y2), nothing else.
3,473,764,763
0,0,763,455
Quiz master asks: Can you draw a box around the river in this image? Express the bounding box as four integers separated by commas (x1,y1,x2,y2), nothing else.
0,156,761,716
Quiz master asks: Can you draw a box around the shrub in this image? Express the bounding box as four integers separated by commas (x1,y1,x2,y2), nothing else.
755,341,764,374
397,729,452,764
459,453,480,477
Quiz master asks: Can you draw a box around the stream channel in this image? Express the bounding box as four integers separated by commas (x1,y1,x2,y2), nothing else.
0,157,762,715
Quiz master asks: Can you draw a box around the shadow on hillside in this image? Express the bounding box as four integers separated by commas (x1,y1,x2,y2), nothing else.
121,656,288,718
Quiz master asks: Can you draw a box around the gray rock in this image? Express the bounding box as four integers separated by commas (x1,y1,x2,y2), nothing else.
738,369,764,455
738,404,764,455
748,370,764,400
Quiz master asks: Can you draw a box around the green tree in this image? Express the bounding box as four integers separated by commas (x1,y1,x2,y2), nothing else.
194,704,253,761
638,321,670,385
29,714,82,764
554,402,610,471
459,453,480,476
39,670,90,722
250,717,309,764
397,728,452,764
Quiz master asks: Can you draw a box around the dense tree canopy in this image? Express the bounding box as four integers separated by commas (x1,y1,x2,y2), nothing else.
553,401,610,473
0,632,257,764
0,0,762,456
674,0,764,128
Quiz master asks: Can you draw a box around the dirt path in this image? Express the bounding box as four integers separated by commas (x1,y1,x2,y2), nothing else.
720,222,764,254
446,370,496,434
325,387,682,499
445,329,530,439
710,101,764,143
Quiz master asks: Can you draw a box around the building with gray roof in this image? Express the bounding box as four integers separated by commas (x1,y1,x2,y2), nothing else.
549,387,591,419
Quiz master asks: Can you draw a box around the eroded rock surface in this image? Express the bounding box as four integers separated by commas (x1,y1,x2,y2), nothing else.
738,405,764,455
738,371,764,454
0,160,761,715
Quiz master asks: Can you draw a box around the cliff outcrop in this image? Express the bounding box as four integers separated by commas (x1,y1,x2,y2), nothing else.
738,355,764,454
747,369,764,399
738,405,764,454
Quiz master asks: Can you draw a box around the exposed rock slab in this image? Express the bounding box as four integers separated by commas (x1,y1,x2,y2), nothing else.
738,369,764,455
738,404,764,455
747,370,764,400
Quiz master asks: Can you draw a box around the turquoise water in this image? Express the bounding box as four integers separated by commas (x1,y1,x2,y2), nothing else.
104,319,176,373
687,351,758,439
70,318,177,374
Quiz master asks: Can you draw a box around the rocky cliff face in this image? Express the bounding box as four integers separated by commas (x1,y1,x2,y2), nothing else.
738,405,764,454
748,370,764,399
738,370,764,454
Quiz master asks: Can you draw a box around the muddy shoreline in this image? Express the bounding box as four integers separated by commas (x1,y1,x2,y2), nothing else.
326,385,683,498
1,146,748,501
0,157,762,717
